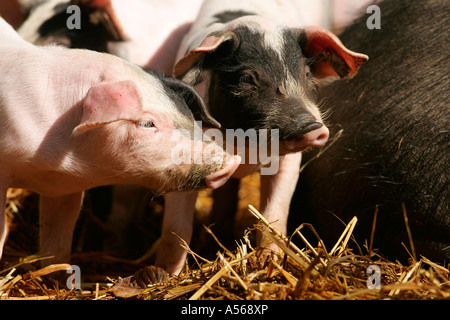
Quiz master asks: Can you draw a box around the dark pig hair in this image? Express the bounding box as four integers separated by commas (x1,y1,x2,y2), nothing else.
289,0,450,263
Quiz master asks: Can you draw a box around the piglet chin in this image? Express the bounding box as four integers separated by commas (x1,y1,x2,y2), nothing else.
205,155,241,189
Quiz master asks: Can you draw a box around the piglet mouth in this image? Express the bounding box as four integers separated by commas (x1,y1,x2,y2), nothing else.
159,154,240,193
204,155,241,189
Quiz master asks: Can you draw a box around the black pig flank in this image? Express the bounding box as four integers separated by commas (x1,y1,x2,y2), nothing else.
289,0,450,263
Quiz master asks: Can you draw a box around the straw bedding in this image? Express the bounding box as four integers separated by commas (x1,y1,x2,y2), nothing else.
1,181,449,300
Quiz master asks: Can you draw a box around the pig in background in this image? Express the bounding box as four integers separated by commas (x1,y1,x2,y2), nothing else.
289,0,450,264
16,0,205,75
0,0,26,28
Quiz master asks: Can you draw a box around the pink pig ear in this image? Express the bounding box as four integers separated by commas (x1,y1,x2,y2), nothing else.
74,80,143,134
300,26,369,79
174,31,238,81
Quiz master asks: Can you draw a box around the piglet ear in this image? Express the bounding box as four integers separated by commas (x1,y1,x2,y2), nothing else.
74,80,143,134
162,76,221,129
174,31,238,84
299,26,368,79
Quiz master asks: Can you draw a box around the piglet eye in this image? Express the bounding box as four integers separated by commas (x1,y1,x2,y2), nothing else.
137,120,154,128
239,74,256,86
305,66,313,80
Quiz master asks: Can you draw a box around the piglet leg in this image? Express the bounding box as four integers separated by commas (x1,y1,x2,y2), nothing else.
39,192,84,267
258,152,302,252
112,191,197,292
155,191,198,275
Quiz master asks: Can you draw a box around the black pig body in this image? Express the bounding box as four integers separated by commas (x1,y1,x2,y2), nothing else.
289,0,450,262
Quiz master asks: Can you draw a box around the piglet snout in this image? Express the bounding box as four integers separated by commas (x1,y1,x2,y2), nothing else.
284,116,329,151
300,121,329,148
205,155,241,189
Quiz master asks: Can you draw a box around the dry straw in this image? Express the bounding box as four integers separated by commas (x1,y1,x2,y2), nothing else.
1,194,449,300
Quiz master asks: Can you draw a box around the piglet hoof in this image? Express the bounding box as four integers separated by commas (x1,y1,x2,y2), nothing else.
133,265,169,287
257,249,274,268
257,244,280,268
110,266,169,298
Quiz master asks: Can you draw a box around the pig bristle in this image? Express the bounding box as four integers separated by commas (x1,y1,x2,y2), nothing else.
156,162,220,194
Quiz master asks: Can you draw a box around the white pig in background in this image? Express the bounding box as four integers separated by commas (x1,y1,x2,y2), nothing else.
290,0,383,35
18,0,204,75
0,17,240,266
150,0,368,282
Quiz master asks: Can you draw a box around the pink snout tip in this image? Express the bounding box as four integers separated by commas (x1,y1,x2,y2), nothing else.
307,125,330,148
205,155,241,189
285,125,330,151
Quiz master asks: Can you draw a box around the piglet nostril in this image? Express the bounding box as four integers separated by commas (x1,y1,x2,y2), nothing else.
282,118,329,151
308,125,329,147
282,116,322,140
298,121,324,135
